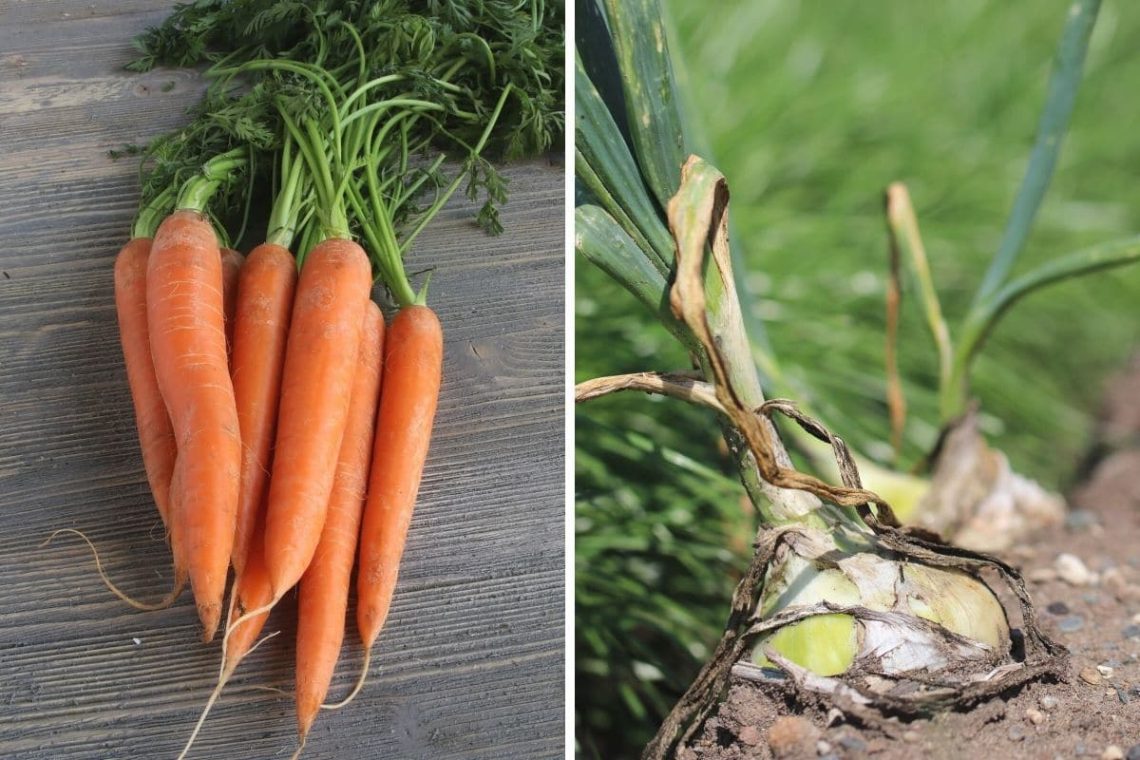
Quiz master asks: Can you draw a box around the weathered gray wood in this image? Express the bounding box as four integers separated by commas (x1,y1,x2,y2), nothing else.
0,3,565,758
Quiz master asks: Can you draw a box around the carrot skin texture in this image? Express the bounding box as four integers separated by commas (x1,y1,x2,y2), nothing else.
263,238,372,597
114,238,178,531
296,302,385,740
147,210,241,641
357,305,443,649
229,243,297,577
220,247,244,359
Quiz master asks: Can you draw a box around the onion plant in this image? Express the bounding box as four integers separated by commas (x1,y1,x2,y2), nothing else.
575,0,1138,756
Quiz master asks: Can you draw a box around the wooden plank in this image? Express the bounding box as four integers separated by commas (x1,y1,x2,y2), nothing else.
0,3,566,758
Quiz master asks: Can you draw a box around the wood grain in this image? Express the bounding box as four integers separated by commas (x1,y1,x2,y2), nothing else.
0,3,565,758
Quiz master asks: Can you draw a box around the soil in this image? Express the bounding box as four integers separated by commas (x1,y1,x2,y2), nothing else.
684,359,1140,760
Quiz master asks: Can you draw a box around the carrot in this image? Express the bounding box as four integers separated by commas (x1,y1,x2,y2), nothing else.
356,305,443,650
220,247,245,359
262,237,372,598
39,237,190,611
229,243,297,577
148,209,241,641
295,301,384,745
114,237,178,534
178,303,381,760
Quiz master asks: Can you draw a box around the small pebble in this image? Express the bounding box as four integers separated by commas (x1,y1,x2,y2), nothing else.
837,735,866,753
767,716,819,758
1104,747,1125,760
1065,509,1098,530
1098,664,1114,678
1008,725,1026,742
1132,612,1140,625
1060,615,1086,633
1047,601,1071,615
131,637,141,645
816,740,831,755
1025,707,1045,725
737,726,762,746
1123,624,1140,640
902,731,919,743
1039,695,1059,710
1056,553,1095,586
1126,744,1140,760
1103,567,1126,588
1080,666,1103,685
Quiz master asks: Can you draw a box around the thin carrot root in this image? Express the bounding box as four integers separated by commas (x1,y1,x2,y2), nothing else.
289,736,307,760
223,599,278,643
176,669,230,760
320,649,371,710
41,528,185,611
176,623,281,760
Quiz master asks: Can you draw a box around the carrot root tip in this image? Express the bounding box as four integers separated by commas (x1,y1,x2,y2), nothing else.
41,528,184,611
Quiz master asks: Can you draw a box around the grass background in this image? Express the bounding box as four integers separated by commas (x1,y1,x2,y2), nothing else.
576,1,1140,756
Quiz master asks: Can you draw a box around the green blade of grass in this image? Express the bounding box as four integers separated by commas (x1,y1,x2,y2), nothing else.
971,0,1102,308
948,234,1140,417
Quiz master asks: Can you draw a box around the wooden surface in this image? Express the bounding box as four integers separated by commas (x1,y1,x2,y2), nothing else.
0,3,565,758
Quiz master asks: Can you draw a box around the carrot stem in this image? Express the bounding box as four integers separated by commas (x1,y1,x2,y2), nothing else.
176,149,248,214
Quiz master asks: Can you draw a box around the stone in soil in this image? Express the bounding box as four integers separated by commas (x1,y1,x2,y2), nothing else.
836,735,866,753
1060,615,1085,632
737,725,762,747
767,716,819,758
1080,666,1104,685
1066,510,1099,531
1056,553,1096,586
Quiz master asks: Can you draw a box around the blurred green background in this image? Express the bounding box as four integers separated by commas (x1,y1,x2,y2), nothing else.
575,1,1140,756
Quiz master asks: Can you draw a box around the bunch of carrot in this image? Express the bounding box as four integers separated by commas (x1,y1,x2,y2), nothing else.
57,2,562,755
107,106,450,757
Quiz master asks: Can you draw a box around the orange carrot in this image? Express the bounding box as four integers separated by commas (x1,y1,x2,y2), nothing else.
229,243,297,577
147,209,241,641
220,247,244,359
356,305,443,650
296,301,384,744
262,238,372,598
114,238,178,534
